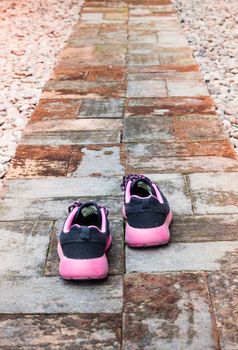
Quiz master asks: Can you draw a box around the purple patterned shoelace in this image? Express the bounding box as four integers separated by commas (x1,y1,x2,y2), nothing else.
68,201,109,216
120,174,153,191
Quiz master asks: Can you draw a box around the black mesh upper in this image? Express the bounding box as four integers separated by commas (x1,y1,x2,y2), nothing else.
125,190,170,229
62,242,106,259
60,209,109,259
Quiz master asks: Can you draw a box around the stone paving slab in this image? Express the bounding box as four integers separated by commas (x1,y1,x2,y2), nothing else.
78,98,125,118
22,118,123,146
167,80,209,97
126,241,238,273
27,119,123,132
7,144,124,178
7,145,76,178
126,140,235,159
123,273,217,349
0,276,122,313
0,314,122,350
158,47,195,65
45,219,125,277
22,129,121,146
189,172,238,214
69,145,124,177
124,115,173,142
173,115,226,141
0,196,123,221
170,214,238,243
52,64,126,82
3,177,121,199
124,115,226,144
127,69,203,81
31,98,81,122
128,156,238,174
0,221,53,278
58,46,127,66
208,271,238,350
44,80,126,98
126,96,215,117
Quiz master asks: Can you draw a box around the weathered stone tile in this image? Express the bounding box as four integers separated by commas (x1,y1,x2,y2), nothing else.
126,241,238,273
78,98,124,118
129,14,173,24
208,271,238,350
23,119,122,145
7,145,80,178
81,12,104,23
31,99,81,122
126,96,215,116
129,5,175,15
45,219,124,277
189,172,238,214
128,33,158,43
44,80,126,98
127,80,167,97
167,80,209,97
96,43,127,55
83,6,127,13
99,23,127,35
123,273,217,349
126,140,236,159
127,43,157,55
0,196,123,221
174,115,226,141
158,31,188,47
159,47,195,65
87,66,126,81
8,144,123,179
127,69,202,81
28,118,123,133
4,177,121,199
129,0,171,4
126,140,237,173
144,173,192,214
0,314,122,350
69,145,124,177
52,64,89,81
128,53,160,66
0,276,122,313
171,214,238,243
58,46,126,66
22,129,121,145
104,12,128,20
124,115,173,142
0,221,53,277
127,155,238,173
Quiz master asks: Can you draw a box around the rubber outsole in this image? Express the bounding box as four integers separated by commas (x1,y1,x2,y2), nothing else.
125,211,172,247
58,235,112,280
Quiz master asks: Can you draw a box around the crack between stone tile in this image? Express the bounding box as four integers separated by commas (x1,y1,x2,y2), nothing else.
184,174,196,214
205,272,222,350
42,221,56,277
120,5,129,347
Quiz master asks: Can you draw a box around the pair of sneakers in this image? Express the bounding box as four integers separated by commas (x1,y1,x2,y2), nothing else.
58,174,172,280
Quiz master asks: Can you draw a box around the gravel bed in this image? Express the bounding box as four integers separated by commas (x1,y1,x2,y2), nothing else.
173,0,238,154
0,0,82,178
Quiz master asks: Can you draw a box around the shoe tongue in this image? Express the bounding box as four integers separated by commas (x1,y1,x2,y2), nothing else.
131,178,156,197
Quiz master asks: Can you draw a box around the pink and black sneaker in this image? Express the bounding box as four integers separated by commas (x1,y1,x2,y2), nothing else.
58,201,112,280
121,174,172,247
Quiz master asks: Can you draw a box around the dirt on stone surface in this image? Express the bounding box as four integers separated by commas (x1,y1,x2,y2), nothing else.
0,0,82,178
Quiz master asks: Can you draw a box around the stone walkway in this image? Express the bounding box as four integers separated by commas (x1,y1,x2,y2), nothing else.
0,0,238,349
